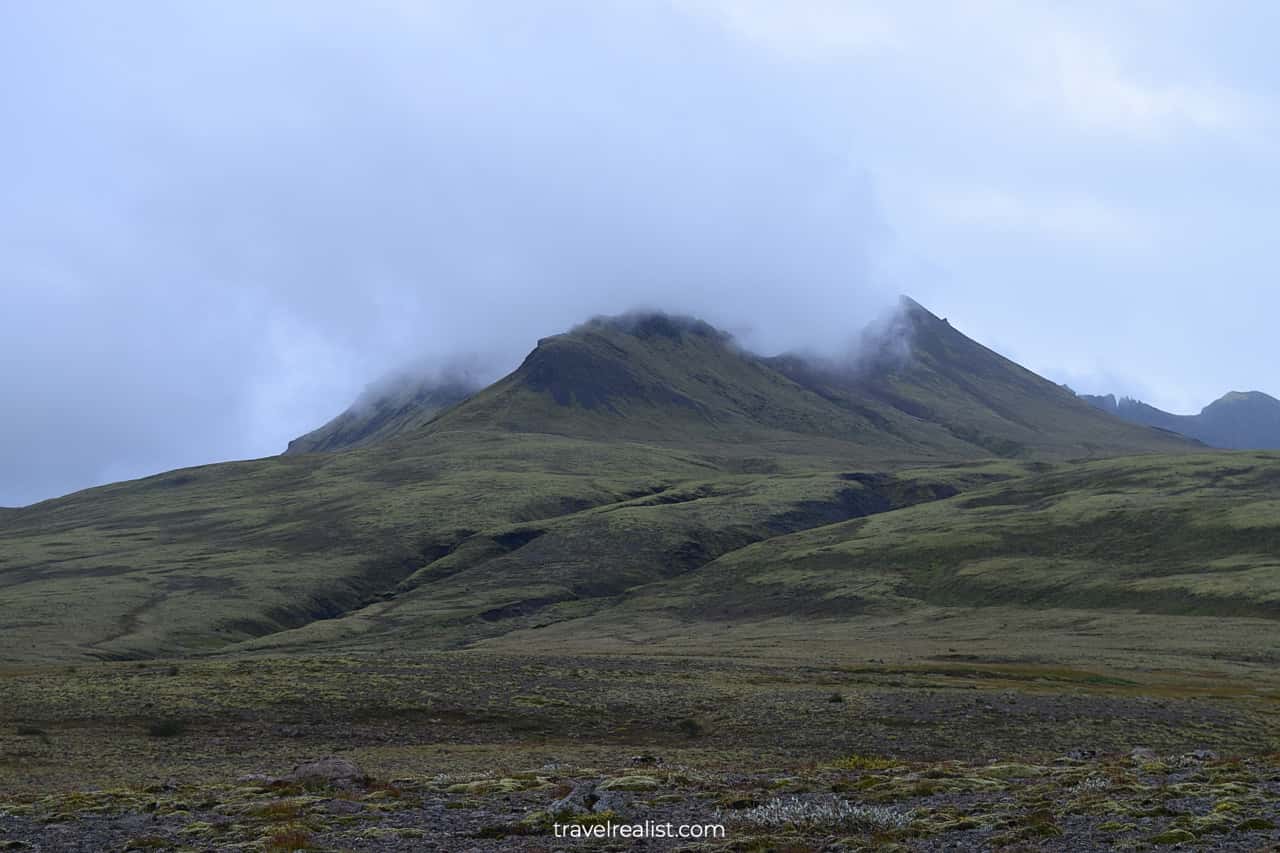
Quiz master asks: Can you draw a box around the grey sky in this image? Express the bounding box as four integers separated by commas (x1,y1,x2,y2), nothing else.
3,1,1277,506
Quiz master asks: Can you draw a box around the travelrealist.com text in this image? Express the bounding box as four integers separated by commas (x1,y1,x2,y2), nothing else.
553,820,726,840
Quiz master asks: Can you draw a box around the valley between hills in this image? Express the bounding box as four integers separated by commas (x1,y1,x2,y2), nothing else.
2,299,1279,851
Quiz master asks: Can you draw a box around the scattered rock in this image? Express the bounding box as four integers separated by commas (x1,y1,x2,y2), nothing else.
286,756,366,788
591,789,628,814
544,778,631,818
1060,748,1100,762
238,755,367,789
550,780,596,816
717,792,761,809
324,798,365,815
236,773,274,786
444,777,539,795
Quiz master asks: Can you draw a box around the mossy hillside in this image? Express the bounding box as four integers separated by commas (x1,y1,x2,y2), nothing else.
0,432,706,661
4,449,1275,662
0,425,1022,662
222,465,1008,656
628,452,1280,621
0,303,1211,663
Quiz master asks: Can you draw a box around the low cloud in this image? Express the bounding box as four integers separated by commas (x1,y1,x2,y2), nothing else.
0,2,893,505
919,185,1156,249
1042,32,1263,139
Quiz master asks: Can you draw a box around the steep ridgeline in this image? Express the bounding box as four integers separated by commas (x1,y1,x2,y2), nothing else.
285,376,476,454
766,298,1197,460
1082,391,1280,450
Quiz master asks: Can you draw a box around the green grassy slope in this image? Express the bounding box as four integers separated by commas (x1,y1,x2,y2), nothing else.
0,437,1032,662
0,433,701,660
220,462,1036,656
585,452,1280,625
0,302,1207,662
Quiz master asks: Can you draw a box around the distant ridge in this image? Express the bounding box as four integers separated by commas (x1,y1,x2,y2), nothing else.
1081,390,1280,449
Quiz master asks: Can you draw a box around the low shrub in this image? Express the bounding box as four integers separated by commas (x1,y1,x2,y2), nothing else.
675,717,703,738
264,828,315,851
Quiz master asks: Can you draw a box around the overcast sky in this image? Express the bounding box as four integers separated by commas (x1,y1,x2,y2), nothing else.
3,1,1278,506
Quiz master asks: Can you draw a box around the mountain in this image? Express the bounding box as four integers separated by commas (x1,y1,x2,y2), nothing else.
1082,390,1280,449
0,299,1205,661
288,300,1195,463
285,376,475,454
348,300,1194,460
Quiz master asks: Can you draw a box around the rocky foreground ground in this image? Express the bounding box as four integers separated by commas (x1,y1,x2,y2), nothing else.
4,654,1280,851
3,747,1279,851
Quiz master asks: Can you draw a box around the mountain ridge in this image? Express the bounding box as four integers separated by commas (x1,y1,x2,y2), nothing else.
1081,389,1280,449
288,298,1195,461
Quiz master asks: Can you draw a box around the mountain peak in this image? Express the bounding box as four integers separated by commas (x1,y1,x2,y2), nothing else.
897,294,959,329
1207,390,1280,410
1080,388,1280,449
1197,391,1280,448
513,326,710,414
577,310,732,344
443,300,1191,457
286,300,1196,459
